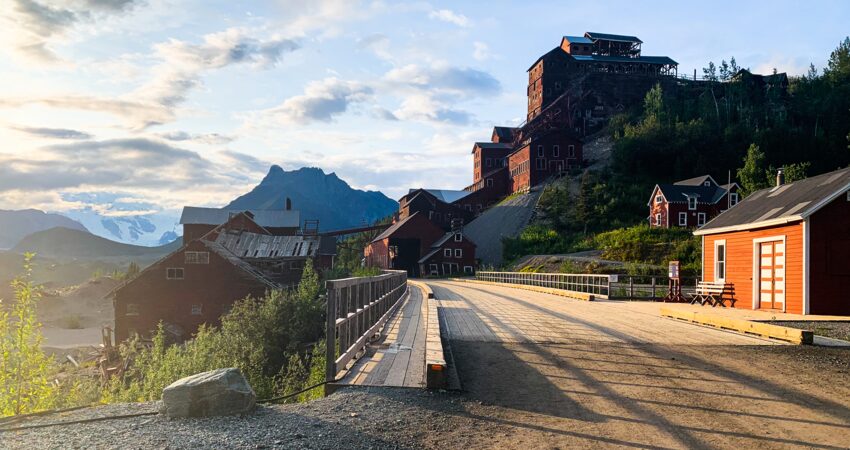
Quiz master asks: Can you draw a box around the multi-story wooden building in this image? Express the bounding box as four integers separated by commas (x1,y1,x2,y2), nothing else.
648,175,740,228
112,211,336,342
180,205,300,243
418,230,478,276
364,212,448,277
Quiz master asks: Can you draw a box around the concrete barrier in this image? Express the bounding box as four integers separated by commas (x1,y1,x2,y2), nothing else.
660,307,814,345
409,281,446,389
447,278,601,301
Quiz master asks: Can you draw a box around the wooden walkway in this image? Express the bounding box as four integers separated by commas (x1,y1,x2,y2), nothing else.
339,285,427,388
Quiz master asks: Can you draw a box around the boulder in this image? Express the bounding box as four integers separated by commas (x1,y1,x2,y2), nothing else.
160,368,256,418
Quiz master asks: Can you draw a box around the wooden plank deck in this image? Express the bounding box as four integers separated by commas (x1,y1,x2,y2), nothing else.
340,284,427,388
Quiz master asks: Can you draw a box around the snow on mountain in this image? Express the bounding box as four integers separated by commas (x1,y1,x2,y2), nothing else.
58,193,180,247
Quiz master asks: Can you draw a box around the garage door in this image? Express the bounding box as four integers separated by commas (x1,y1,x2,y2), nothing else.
758,241,785,310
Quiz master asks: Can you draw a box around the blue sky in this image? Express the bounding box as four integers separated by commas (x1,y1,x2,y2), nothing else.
0,0,848,219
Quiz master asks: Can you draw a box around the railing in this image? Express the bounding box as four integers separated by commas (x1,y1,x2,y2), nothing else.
475,271,701,301
476,271,612,297
325,270,407,384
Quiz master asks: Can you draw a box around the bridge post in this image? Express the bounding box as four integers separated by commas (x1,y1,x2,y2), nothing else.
325,284,337,394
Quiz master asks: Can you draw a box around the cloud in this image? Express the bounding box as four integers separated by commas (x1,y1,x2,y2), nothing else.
383,63,501,97
13,126,93,140
2,0,142,63
157,131,234,145
264,77,373,124
428,9,470,27
473,41,493,61
0,95,174,130
392,94,472,125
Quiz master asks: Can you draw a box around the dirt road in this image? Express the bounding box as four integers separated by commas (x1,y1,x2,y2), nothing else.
427,280,850,449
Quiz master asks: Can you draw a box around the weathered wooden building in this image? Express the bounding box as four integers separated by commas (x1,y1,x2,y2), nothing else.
364,212,447,277
418,230,478,276
112,211,336,342
694,167,850,315
180,206,300,243
648,175,740,228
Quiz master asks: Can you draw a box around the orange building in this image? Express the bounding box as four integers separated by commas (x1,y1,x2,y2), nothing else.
694,167,850,315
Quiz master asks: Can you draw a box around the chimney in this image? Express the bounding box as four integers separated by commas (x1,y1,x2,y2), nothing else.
776,168,785,187
285,197,292,210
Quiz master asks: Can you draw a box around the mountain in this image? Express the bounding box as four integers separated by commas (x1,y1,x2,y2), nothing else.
57,192,180,247
226,166,398,231
0,209,88,249
13,227,180,261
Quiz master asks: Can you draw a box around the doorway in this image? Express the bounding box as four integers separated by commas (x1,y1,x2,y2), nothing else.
757,240,785,310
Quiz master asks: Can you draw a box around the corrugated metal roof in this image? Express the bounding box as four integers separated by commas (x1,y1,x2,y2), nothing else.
203,241,280,289
213,230,322,259
563,35,593,44
696,167,850,235
180,207,300,228
585,32,643,44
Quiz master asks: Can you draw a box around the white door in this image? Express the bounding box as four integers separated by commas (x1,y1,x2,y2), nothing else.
758,241,785,310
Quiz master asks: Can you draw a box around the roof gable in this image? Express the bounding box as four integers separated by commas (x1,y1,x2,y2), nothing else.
584,31,643,44
180,207,300,229
695,167,850,235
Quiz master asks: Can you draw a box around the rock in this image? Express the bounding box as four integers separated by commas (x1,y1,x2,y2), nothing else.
160,368,256,418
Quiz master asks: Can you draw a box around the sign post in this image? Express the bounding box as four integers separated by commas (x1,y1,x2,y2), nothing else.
663,260,685,302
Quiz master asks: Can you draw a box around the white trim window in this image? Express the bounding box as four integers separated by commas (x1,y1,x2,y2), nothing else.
697,212,707,226
714,240,726,282
185,251,209,264
429,264,438,275
568,144,575,157
464,266,474,274
454,248,463,258
191,304,203,316
126,303,140,316
443,249,451,257
655,195,663,204
166,267,184,280
486,178,494,187
730,192,739,206
655,213,662,226
454,233,462,242
553,145,560,157
537,145,544,157
688,196,697,210
678,212,687,226
485,158,492,168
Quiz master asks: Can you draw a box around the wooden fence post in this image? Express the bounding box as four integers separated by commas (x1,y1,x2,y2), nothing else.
325,285,337,389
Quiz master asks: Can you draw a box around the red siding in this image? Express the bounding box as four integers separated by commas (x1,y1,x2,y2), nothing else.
809,194,850,315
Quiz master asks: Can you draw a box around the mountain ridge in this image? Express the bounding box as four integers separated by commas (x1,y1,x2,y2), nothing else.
0,209,89,249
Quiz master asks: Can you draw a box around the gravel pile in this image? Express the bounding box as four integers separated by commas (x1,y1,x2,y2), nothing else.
1,387,494,450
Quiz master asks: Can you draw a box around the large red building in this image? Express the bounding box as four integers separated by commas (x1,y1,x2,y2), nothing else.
112,211,335,342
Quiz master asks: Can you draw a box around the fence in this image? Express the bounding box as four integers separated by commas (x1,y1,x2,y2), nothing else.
476,271,612,297
325,270,407,384
475,271,700,301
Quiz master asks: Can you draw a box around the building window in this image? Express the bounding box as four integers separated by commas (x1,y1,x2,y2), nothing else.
553,145,560,157
568,145,575,157
454,233,462,242
126,303,140,316
486,158,492,168
536,158,545,170
678,212,687,226
185,251,209,264
704,181,711,187
444,249,451,257
537,145,544,157
714,241,726,281
697,212,707,226
486,178,494,187
730,192,739,206
464,266,474,274
454,248,462,258
166,268,184,280
429,264,438,275
655,195,663,204
191,304,203,316
655,213,662,226
688,197,697,210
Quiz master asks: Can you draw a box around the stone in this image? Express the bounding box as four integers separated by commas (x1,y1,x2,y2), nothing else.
160,367,256,418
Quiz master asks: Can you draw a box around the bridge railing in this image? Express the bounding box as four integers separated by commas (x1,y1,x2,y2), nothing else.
325,270,407,385
476,271,612,297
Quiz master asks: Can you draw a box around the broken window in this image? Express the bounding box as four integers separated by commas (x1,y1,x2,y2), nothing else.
185,251,210,264
166,268,184,280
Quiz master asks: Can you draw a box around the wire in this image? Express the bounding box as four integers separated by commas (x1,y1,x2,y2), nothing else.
257,378,339,404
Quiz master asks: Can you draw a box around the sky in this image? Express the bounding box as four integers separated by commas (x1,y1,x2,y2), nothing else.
1,0,849,220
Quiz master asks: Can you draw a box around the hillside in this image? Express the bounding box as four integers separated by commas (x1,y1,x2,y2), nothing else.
12,227,179,260
0,209,88,249
226,166,398,231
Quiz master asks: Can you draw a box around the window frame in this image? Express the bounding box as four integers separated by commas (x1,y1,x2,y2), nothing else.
537,145,544,157
126,303,140,316
678,212,687,226
454,248,462,258
553,145,560,157
166,267,184,280
655,195,663,204
714,240,727,282
688,196,697,210
444,248,452,257
454,233,462,242
697,212,707,226
429,264,438,275
184,251,210,264
568,144,575,157
536,158,545,170
655,213,662,226
191,304,203,316
730,192,739,206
